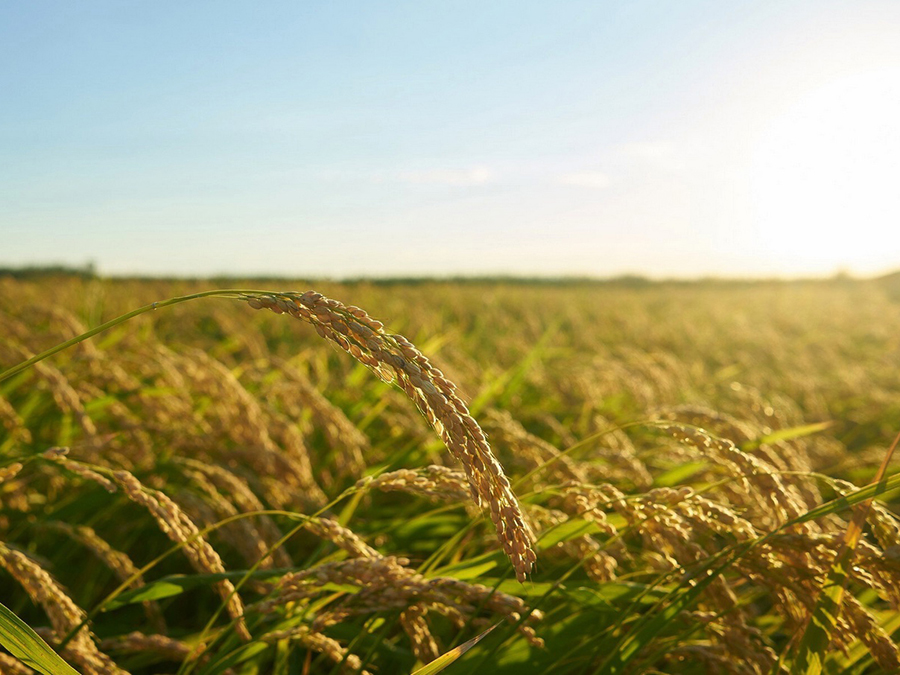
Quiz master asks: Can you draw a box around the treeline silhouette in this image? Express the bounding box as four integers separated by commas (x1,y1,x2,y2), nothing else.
1,264,893,289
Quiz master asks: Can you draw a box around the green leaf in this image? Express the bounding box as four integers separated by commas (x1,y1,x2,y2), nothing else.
0,601,79,675
794,470,900,525
746,421,833,449
537,517,601,549
567,582,670,609
430,560,498,580
469,322,557,416
106,578,188,608
476,579,558,597
653,461,708,487
412,622,499,675
103,568,315,610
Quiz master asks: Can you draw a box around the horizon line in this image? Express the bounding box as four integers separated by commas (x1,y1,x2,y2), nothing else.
2,263,895,286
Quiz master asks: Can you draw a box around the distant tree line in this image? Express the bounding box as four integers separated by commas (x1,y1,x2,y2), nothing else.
0,263,97,279
3,264,893,289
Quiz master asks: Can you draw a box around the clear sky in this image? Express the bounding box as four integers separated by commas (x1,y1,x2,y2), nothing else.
2,1,899,279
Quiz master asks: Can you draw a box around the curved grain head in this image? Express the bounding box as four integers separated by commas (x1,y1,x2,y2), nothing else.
244,290,537,582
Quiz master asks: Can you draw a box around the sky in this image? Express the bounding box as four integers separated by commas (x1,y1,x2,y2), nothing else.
2,1,899,279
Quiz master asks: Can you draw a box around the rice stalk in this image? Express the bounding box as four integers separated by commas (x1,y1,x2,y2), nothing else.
244,291,536,582
109,470,251,641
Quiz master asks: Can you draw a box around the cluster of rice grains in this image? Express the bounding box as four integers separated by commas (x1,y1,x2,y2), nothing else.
256,547,544,663
650,422,900,673
245,291,537,583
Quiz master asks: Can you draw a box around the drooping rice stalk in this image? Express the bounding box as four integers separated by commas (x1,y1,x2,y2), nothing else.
243,290,536,581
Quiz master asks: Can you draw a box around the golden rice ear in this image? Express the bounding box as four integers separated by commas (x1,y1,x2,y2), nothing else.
99,632,193,664
42,521,165,632
0,651,36,675
0,340,97,437
0,394,31,445
175,457,293,568
259,626,373,675
359,465,470,502
0,462,24,483
259,554,543,648
245,291,536,581
110,470,251,641
0,542,126,675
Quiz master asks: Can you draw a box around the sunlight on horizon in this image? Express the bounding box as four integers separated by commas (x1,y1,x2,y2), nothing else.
749,66,900,275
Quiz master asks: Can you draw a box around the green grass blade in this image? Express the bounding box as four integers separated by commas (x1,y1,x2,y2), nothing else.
0,289,269,383
102,567,309,609
792,471,900,525
653,460,708,487
0,601,79,675
468,321,557,416
744,421,833,449
412,622,500,675
789,561,846,675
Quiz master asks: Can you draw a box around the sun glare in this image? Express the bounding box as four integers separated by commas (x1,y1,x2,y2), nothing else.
750,67,900,275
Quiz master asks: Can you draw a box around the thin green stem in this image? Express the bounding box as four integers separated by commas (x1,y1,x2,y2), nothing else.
0,288,273,383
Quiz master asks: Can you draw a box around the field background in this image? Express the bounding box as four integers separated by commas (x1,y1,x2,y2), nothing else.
2,274,900,674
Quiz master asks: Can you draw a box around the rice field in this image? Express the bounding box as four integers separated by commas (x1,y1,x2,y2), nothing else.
2,274,900,674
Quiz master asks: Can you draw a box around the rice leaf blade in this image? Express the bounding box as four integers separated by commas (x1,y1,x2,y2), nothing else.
748,421,833,448
412,622,499,675
0,601,79,675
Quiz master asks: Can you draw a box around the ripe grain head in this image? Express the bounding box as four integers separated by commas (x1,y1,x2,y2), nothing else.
245,290,536,581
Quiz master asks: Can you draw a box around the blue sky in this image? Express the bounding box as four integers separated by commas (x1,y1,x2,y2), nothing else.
2,1,899,278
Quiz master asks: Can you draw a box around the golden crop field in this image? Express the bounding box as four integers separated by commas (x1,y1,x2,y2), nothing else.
2,274,900,675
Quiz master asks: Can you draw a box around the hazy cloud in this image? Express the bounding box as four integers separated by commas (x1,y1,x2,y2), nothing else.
615,141,687,173
618,141,675,161
398,166,495,186
557,171,612,189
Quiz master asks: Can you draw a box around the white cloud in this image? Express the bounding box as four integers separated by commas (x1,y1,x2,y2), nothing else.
399,166,495,186
556,171,611,189
617,141,675,161
615,141,688,173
